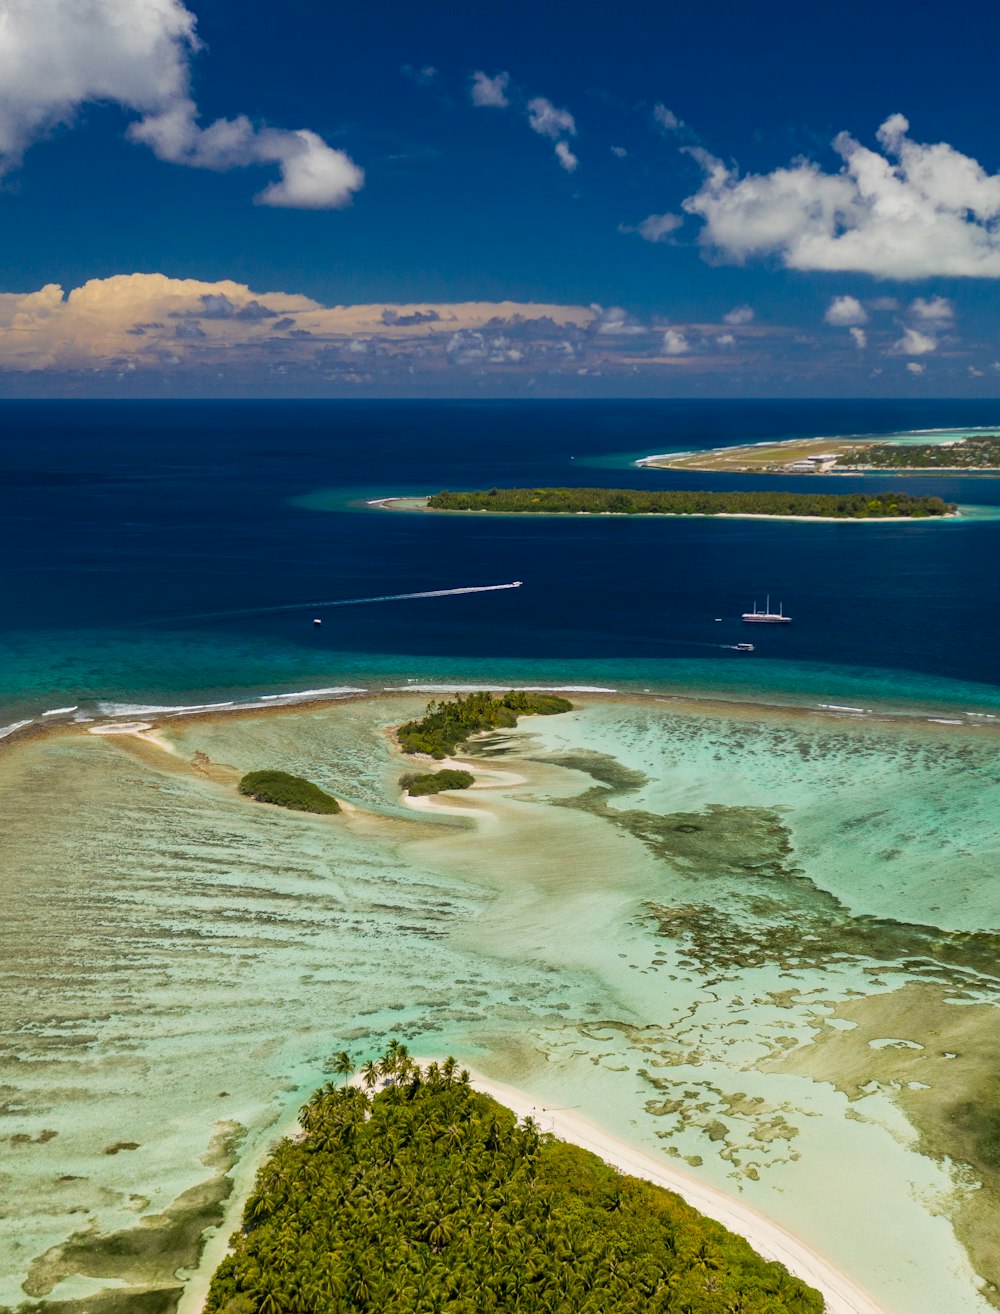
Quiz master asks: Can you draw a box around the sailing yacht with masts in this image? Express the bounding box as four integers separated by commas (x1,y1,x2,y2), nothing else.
742,596,792,624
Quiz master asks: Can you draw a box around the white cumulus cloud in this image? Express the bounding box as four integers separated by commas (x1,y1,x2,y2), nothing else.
527,97,576,141
653,104,683,133
470,71,510,109
723,305,754,325
909,295,954,321
661,328,690,355
683,114,1000,278
907,362,926,374
555,140,578,173
525,96,578,170
622,212,683,243
894,327,937,355
849,327,867,349
591,305,644,336
824,295,868,326
0,0,363,207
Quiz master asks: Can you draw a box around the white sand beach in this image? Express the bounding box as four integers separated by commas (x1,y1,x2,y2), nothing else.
185,1057,888,1314
466,1067,886,1314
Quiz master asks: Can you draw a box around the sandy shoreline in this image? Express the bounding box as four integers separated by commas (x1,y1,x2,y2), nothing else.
368,494,963,524
466,1067,887,1314
185,1059,887,1314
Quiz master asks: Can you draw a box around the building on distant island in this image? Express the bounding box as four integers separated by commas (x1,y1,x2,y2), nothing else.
784,454,838,473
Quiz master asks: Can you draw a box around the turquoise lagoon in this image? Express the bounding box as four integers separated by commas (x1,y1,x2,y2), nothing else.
2,692,1000,1314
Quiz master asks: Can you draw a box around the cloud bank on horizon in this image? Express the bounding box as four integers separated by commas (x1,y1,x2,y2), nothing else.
0,0,363,207
0,272,978,394
0,273,597,378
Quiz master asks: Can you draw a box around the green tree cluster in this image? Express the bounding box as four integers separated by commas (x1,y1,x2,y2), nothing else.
206,1044,823,1314
400,769,476,796
238,770,341,814
841,436,1000,469
398,691,572,759
427,487,955,518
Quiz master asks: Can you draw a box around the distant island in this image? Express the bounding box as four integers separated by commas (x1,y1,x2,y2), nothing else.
638,433,1000,476
205,1046,824,1314
421,487,956,519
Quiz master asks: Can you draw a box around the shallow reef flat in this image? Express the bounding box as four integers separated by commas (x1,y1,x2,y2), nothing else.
1,694,1000,1314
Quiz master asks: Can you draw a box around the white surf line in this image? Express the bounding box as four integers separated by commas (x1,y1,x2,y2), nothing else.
464,1067,887,1314
0,718,33,741
140,582,523,627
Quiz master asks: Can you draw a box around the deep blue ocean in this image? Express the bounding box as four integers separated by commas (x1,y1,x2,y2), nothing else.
3,397,1000,727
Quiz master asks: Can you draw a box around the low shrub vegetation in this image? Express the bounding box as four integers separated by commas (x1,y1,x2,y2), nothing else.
400,768,475,796
238,769,341,814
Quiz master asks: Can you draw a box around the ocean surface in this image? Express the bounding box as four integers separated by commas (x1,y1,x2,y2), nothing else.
3,397,1000,725
4,400,1000,1314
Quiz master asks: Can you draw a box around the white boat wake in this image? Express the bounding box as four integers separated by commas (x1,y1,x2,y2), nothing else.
143,581,523,626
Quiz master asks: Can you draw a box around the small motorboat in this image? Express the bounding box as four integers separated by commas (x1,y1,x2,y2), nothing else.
734,642,754,652
312,618,322,626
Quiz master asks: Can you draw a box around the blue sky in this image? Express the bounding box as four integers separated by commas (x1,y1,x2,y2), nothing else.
2,0,1000,396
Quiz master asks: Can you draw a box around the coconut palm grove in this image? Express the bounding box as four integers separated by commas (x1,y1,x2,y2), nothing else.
205,1046,822,1314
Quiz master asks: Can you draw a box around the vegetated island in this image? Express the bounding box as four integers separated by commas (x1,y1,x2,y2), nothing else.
424,487,956,519
638,433,1000,476
398,690,573,759
205,1045,824,1314
238,769,341,814
400,767,475,796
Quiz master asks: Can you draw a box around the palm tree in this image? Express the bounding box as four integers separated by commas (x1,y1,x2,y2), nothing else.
361,1059,380,1091
328,1049,354,1085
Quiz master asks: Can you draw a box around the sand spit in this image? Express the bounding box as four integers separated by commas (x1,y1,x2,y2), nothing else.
397,755,527,820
